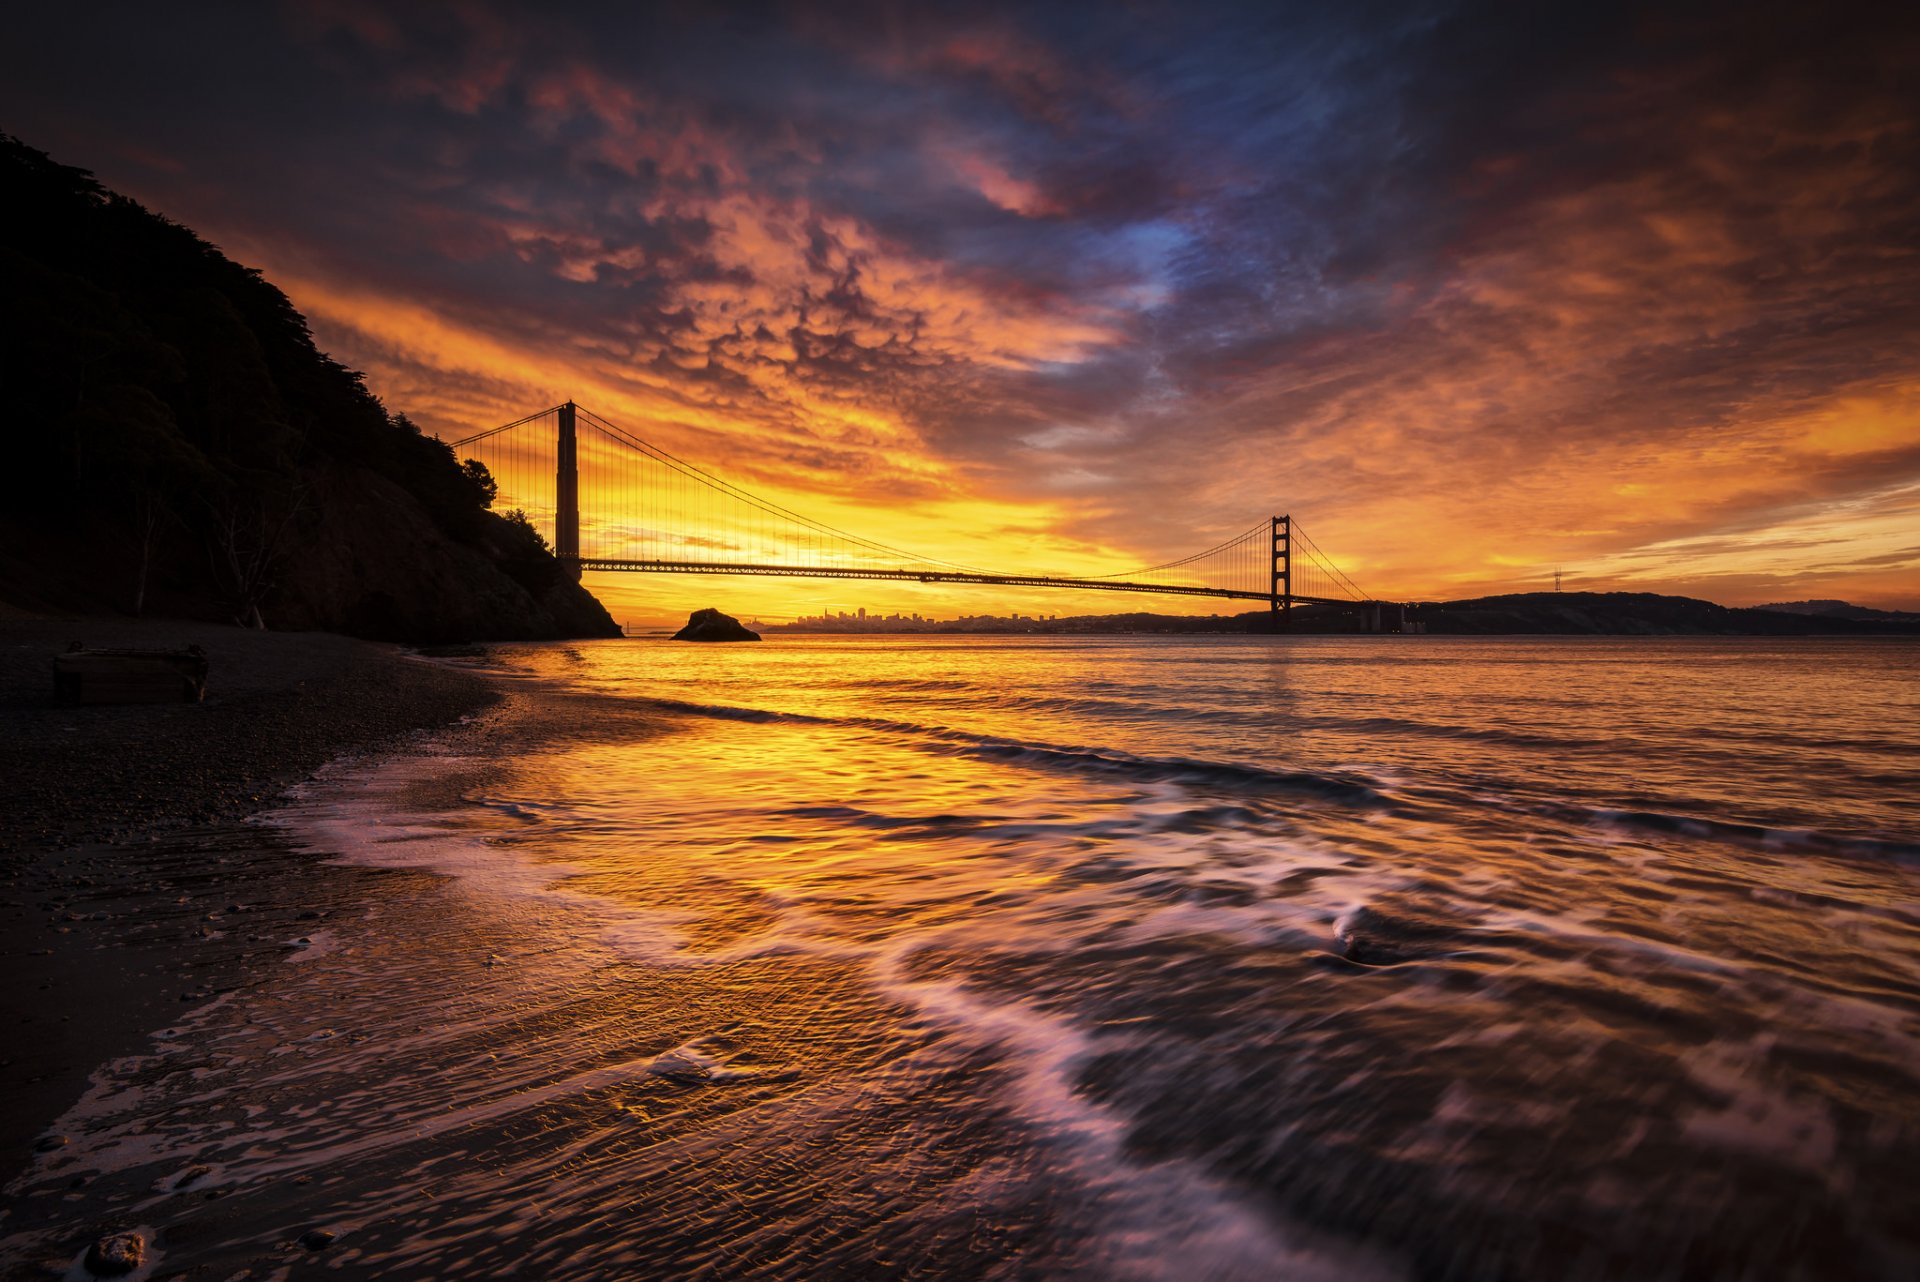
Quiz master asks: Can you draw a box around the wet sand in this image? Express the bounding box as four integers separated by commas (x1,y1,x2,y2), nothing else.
0,618,496,1237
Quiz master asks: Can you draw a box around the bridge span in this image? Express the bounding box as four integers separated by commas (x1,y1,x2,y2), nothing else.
449,401,1382,626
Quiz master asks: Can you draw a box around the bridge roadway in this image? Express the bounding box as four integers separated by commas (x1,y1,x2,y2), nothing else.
571,557,1361,608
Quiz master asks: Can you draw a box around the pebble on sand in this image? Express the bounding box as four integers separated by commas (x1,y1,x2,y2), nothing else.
300,1229,337,1251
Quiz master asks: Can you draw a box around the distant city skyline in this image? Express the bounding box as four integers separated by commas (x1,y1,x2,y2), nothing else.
628,605,1069,631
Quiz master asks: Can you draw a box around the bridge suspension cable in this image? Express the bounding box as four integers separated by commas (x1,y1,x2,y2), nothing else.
1293,522,1370,603
575,407,996,575
446,403,1372,609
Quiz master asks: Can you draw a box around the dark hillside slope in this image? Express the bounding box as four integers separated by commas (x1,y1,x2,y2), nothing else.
0,135,615,641
1413,592,1910,635
1756,599,1920,624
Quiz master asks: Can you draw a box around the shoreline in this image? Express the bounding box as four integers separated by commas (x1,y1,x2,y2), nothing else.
5,628,1916,1278
1,640,1343,1282
0,617,500,1181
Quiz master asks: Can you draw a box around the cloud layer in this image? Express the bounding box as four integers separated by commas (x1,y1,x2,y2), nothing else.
5,0,1917,616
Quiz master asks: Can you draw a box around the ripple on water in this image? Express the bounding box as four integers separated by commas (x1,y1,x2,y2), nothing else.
12,636,1920,1281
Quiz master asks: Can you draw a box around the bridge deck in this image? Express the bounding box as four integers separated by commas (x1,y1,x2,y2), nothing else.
572,558,1363,608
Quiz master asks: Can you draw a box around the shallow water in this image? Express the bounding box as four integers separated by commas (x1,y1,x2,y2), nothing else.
12,636,1920,1279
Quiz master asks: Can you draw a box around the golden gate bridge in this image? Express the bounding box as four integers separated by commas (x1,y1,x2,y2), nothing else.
448,402,1385,627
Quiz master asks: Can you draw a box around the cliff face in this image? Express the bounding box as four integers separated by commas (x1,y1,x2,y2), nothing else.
270,466,617,643
0,133,619,642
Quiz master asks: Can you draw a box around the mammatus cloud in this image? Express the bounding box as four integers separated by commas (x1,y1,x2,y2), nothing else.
2,0,1914,619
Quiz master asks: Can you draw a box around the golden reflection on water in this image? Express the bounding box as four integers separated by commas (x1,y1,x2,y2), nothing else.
471,637,1920,1143
41,634,1914,1282
531,634,1920,833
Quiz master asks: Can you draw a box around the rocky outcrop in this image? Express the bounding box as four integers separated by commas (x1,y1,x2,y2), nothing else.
672,608,760,642
0,136,622,644
269,464,620,643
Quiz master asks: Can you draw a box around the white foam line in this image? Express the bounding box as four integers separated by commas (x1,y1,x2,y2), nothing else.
869,941,1404,1282
264,721,1408,1280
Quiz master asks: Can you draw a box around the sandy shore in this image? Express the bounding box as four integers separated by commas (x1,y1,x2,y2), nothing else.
0,618,497,1199
0,641,1092,1282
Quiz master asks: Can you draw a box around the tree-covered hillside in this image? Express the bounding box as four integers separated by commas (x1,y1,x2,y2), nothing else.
0,134,615,641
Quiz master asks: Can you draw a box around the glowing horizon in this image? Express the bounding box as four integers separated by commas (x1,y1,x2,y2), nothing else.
5,3,1915,619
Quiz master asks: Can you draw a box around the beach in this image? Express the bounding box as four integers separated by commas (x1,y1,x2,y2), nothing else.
0,618,496,1242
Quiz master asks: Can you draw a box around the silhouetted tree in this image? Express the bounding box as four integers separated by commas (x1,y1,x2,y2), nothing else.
494,508,560,594
205,475,306,628
463,459,497,509
88,387,214,614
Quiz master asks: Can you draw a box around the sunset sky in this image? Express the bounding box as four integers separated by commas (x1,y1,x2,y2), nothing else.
5,1,1917,621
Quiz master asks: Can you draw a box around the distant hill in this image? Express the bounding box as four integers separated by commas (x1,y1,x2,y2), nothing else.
0,135,617,642
1408,592,1917,636
1755,599,1920,624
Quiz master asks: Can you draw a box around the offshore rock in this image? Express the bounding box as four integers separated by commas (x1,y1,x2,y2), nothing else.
672,608,761,642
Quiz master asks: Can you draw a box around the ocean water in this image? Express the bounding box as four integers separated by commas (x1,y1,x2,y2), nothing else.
15,636,1920,1280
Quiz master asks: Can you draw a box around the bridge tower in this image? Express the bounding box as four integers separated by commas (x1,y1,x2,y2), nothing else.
1271,514,1291,630
556,401,581,580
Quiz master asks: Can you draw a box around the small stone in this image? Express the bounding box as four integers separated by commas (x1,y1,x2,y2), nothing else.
84,1231,144,1276
300,1229,337,1251
175,1162,212,1189
33,1134,66,1153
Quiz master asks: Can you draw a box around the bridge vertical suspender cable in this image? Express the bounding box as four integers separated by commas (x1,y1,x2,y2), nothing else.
445,403,1377,617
